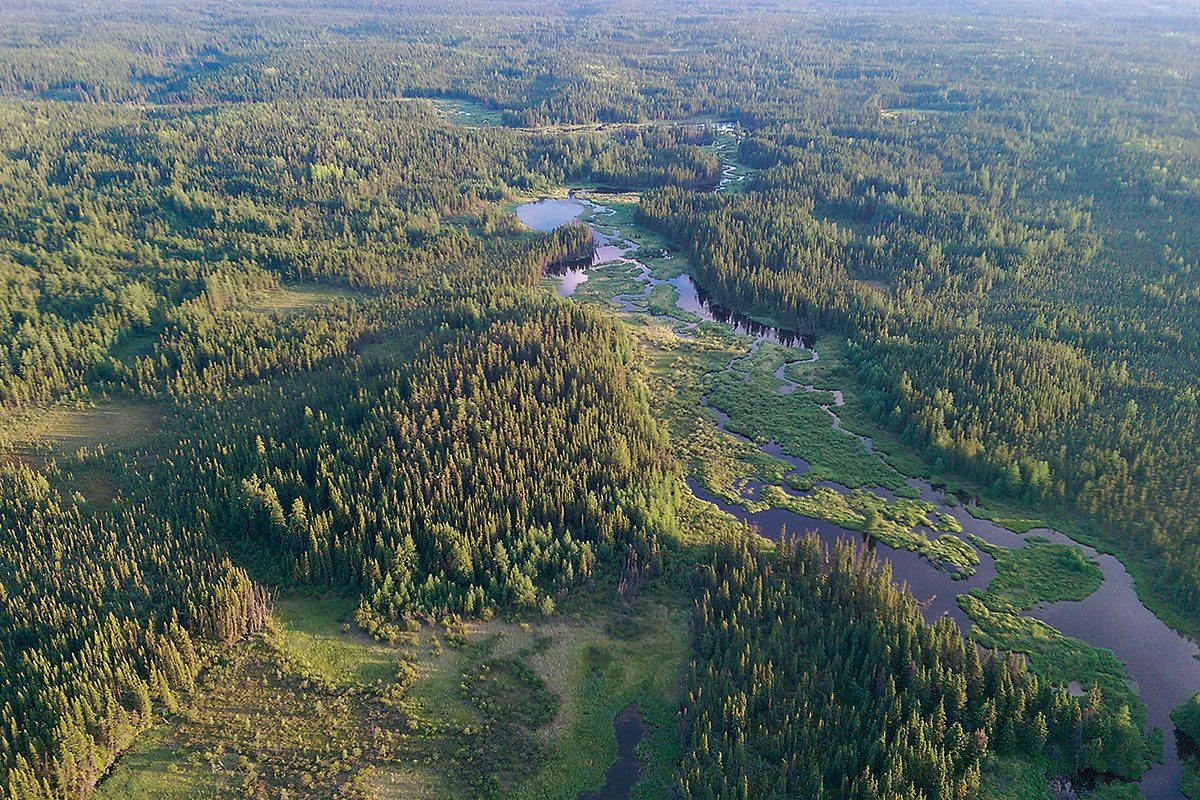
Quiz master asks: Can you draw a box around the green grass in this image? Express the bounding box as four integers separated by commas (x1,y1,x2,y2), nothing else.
704,352,905,492
110,329,160,364
790,339,1200,644
955,532,1153,780
970,535,1103,611
0,399,169,511
248,282,360,314
632,319,799,509
93,726,214,800
1186,760,1200,800
953,529,1160,785
1173,693,1200,744
392,593,688,800
621,301,974,574
979,755,1052,800
644,282,700,324
584,197,640,227
957,534,1136,721
958,595,1147,745
429,97,509,127
568,260,647,307
97,635,417,800
711,130,760,194
0,399,167,464
776,330,1199,648
272,596,401,686
761,485,978,574
507,601,688,800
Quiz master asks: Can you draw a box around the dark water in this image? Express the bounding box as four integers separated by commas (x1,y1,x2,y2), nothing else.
579,704,647,800
515,195,1200,799
669,273,810,346
546,261,591,294
686,477,993,632
1031,545,1200,798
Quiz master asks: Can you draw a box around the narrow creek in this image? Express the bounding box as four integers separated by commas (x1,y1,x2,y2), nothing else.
577,705,648,800
516,193,1200,800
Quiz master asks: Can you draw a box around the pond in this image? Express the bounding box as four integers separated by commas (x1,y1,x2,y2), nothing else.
516,198,589,232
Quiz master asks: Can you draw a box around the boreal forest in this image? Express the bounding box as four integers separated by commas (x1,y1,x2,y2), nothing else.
0,1,1198,799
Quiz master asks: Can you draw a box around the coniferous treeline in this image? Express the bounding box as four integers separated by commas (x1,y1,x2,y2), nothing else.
198,298,681,620
0,90,701,796
638,106,1200,612
0,463,271,799
0,98,722,409
680,537,1147,799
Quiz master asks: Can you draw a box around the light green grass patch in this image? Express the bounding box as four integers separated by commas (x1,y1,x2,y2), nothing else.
970,535,1102,611
93,726,213,800
248,283,360,314
0,400,168,467
569,260,647,308
979,755,1051,800
272,596,401,686
704,359,904,491
507,602,688,800
762,485,978,574
429,97,508,127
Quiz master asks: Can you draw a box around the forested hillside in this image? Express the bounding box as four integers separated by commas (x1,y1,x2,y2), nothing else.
0,1,1197,799
681,536,1146,799
0,96,689,797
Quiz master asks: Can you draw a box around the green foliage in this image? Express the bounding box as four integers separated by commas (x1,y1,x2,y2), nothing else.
1,2,1198,798
955,534,1148,783
979,756,1052,800
958,596,1153,780
970,536,1104,612
1174,693,1200,746
1174,692,1200,797
212,299,680,618
271,596,401,686
1186,761,1200,800
702,344,905,491
680,535,1087,800
510,604,688,800
763,485,979,574
0,462,271,799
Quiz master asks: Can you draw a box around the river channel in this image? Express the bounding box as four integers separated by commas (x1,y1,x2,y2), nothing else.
517,193,1200,799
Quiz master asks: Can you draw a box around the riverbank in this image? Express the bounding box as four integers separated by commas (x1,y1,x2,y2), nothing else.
519,191,1200,799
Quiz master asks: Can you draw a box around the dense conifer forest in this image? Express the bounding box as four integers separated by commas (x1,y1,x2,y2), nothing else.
0,1,1198,798
681,537,1145,799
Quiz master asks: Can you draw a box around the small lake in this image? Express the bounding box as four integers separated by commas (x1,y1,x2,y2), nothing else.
517,198,589,232
515,193,1200,799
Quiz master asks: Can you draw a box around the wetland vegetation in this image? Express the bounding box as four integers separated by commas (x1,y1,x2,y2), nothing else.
1,1,1199,799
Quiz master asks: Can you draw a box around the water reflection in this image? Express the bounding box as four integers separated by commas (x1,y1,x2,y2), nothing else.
516,198,588,231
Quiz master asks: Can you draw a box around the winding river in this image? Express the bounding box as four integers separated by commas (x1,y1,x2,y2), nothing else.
517,194,1200,799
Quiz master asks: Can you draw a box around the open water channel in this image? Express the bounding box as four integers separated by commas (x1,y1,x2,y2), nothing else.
517,193,1200,800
